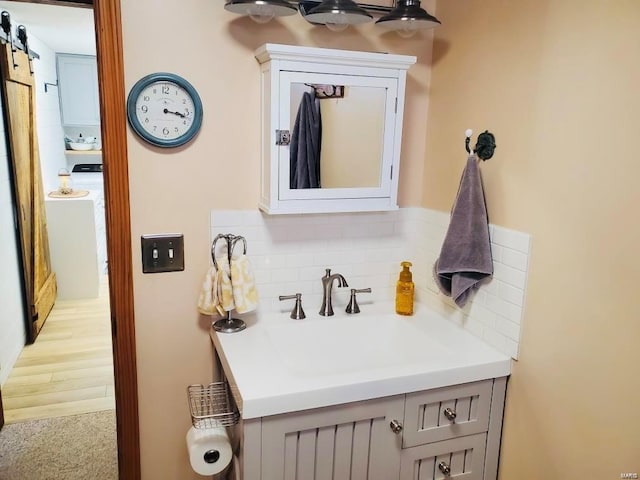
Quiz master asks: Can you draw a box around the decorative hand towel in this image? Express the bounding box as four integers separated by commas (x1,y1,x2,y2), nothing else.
215,254,234,316
434,154,493,307
197,248,235,316
197,266,219,315
230,254,259,314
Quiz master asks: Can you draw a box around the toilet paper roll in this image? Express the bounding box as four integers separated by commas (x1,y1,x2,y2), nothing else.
186,426,233,476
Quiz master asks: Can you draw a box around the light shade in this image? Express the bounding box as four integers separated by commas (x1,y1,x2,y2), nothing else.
304,0,373,26
224,0,298,17
375,0,441,31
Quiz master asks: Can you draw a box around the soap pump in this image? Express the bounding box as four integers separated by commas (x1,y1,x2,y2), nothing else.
395,261,414,316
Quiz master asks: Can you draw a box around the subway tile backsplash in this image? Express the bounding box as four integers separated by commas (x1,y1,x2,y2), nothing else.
210,208,531,360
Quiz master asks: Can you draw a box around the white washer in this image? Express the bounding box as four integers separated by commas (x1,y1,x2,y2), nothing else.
70,163,104,198
70,163,107,274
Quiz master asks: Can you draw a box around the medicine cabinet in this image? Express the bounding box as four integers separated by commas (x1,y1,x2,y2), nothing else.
255,44,416,215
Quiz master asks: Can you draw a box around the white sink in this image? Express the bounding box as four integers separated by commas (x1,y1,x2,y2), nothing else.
267,315,451,376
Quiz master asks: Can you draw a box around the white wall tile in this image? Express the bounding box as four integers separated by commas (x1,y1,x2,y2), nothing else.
208,208,531,361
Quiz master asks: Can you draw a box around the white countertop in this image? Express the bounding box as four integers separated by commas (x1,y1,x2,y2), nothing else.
210,303,511,419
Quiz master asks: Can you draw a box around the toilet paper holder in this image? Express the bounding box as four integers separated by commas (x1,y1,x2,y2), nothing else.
187,382,240,429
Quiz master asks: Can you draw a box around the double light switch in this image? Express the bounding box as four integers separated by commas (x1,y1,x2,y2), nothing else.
141,234,184,273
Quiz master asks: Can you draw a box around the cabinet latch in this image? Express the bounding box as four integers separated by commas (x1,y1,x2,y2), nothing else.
275,129,291,146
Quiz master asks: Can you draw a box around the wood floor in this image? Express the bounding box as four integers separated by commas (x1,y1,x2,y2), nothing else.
2,277,115,424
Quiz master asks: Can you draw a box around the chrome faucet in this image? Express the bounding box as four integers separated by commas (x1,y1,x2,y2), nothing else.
319,268,348,316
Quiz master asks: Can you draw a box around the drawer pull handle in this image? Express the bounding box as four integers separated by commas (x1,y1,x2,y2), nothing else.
443,407,457,422
438,461,451,476
389,419,403,434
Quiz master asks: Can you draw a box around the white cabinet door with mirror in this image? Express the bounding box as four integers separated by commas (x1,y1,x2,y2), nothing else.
255,44,416,215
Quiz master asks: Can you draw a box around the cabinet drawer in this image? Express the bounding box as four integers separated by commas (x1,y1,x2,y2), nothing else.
403,380,493,448
400,433,486,480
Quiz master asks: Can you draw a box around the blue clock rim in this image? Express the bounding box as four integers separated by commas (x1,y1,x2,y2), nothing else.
126,72,203,148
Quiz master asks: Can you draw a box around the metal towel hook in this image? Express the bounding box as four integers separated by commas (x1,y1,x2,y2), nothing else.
464,129,496,161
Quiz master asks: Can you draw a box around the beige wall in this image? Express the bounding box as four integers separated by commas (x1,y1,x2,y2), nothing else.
425,1,640,478
119,1,433,477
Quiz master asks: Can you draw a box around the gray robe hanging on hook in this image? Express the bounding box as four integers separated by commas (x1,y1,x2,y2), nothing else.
290,91,322,189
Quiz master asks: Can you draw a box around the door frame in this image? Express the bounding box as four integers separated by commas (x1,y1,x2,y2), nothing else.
93,1,140,478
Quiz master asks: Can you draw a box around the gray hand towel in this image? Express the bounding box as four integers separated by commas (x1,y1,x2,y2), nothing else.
434,155,492,307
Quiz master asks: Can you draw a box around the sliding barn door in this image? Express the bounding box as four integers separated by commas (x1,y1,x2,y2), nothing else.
0,43,56,343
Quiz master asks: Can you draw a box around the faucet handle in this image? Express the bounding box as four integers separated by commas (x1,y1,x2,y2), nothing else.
279,293,306,320
346,288,372,314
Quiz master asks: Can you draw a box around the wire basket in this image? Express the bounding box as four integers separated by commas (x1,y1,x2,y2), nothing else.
187,382,240,429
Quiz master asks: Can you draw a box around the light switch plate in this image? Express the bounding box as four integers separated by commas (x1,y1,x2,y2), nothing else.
141,234,184,273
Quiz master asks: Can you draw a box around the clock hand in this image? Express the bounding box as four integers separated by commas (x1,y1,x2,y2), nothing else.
163,108,186,118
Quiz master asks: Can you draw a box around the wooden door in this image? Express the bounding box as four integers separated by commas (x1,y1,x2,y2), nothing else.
0,43,56,343
0,388,4,431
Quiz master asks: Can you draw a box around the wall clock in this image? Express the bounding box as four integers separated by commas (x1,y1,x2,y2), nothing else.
126,72,203,148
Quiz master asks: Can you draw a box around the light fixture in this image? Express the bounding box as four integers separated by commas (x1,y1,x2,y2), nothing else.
375,0,440,37
224,0,441,35
224,0,297,23
304,0,372,30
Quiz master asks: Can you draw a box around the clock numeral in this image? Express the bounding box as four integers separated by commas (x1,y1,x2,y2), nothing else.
163,127,170,136
182,99,187,104
153,126,157,132
174,127,179,133
143,95,150,101
162,85,170,95
141,105,148,113
183,120,187,125
144,117,149,124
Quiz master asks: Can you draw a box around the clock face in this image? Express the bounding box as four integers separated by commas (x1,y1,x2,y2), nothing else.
127,73,203,148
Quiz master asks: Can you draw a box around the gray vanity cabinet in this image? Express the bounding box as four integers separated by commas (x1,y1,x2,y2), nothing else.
242,377,507,480
260,395,404,480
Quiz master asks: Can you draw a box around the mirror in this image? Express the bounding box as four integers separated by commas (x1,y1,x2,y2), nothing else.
256,43,416,214
289,83,385,189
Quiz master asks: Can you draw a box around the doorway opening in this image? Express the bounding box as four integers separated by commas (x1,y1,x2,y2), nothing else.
0,0,114,424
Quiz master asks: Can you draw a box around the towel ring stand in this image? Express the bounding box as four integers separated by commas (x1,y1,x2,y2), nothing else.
211,233,247,271
210,233,248,333
465,129,496,161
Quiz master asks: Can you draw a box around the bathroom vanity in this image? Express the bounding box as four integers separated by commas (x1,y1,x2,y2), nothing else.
210,306,511,480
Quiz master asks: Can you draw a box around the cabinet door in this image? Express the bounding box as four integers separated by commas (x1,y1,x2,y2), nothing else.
400,434,486,480
56,54,100,126
261,396,404,480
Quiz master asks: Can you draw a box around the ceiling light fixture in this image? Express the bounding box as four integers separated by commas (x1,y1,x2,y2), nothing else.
224,0,298,23
224,0,441,35
375,0,441,37
303,0,372,30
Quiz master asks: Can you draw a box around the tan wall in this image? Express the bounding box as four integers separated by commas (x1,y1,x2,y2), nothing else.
424,1,640,478
119,1,434,477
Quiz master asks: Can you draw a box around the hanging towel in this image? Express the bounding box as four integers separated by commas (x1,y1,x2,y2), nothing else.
215,254,234,316
230,254,259,314
290,91,322,189
197,266,219,315
197,248,235,316
434,154,493,307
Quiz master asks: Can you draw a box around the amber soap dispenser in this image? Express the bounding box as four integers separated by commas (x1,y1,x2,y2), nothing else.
395,261,414,315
